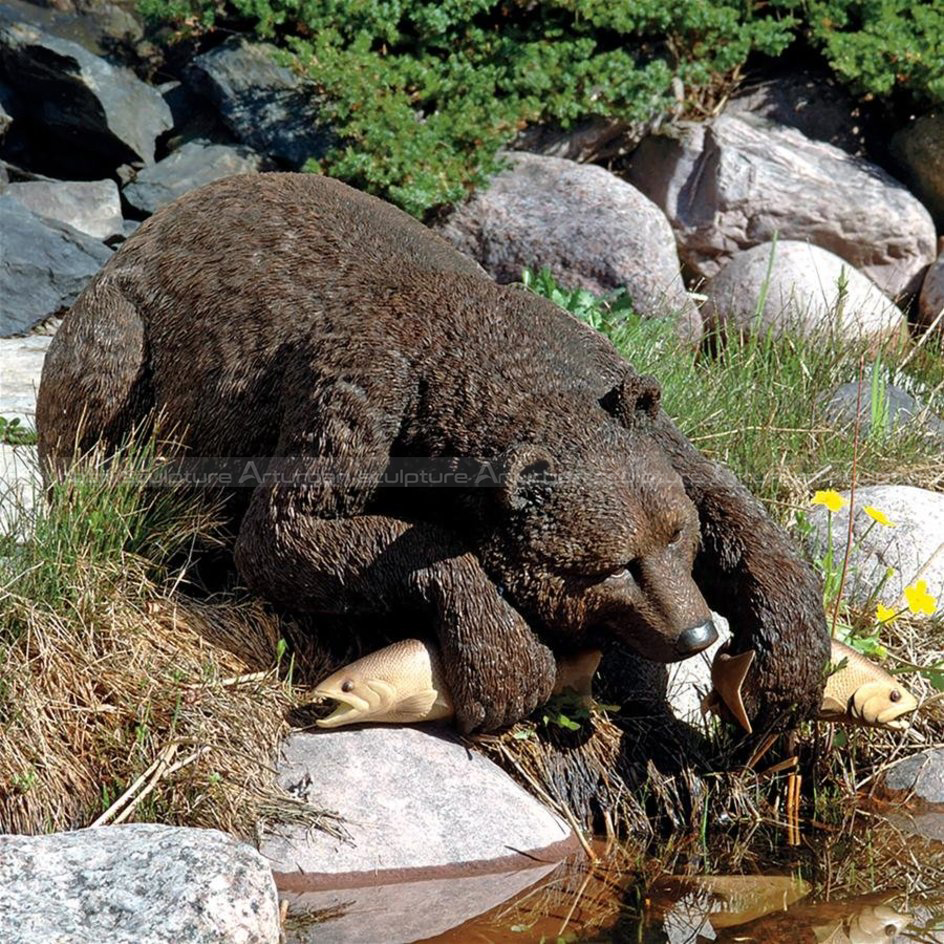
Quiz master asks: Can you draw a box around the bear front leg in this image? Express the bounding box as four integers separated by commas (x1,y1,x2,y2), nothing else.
235,497,556,732
649,413,830,730
413,553,557,733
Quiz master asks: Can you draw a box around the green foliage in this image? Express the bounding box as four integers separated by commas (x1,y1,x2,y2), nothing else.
801,0,944,102
140,0,798,216
0,417,36,446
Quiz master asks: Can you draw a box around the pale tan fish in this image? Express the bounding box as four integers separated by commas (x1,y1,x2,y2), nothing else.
652,874,810,933
813,903,911,944
313,639,602,728
702,639,918,734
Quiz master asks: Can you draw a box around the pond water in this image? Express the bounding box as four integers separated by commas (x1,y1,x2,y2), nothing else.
282,811,944,944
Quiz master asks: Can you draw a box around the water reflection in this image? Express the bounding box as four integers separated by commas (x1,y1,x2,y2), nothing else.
282,818,944,944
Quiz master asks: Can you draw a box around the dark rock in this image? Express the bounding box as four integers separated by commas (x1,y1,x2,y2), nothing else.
0,193,111,335
891,112,944,229
627,114,936,299
513,116,633,163
260,728,576,881
0,19,172,174
6,178,122,239
724,70,867,154
439,151,700,337
918,243,944,329
822,374,944,439
124,141,263,215
186,37,332,168
0,79,11,139
0,824,281,944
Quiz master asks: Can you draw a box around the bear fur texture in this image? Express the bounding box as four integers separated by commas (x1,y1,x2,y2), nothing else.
36,173,829,733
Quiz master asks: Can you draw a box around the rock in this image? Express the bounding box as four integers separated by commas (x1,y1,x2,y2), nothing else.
513,116,633,163
806,485,944,617
877,749,944,808
702,241,905,341
281,866,558,944
439,152,699,333
260,728,576,882
723,70,867,154
185,37,332,169
626,114,936,298
124,141,263,215
0,442,37,533
0,194,112,336
0,333,52,424
665,612,730,726
0,80,11,139
6,178,122,239
822,374,944,439
891,112,944,228
0,824,281,944
918,249,944,329
0,19,172,172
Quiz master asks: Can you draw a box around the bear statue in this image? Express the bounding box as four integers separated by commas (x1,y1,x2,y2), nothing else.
36,173,830,734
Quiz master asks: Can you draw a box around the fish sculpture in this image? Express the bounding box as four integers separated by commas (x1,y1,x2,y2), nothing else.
313,639,602,728
652,874,811,938
702,638,919,734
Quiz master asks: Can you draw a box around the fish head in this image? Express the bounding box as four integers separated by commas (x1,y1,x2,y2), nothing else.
313,666,400,728
823,680,919,730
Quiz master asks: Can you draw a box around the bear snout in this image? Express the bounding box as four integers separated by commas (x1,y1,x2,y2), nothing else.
673,619,718,656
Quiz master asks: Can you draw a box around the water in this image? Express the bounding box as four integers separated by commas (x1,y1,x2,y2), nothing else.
282,813,944,944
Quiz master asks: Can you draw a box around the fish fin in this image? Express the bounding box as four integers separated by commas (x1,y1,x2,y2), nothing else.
391,689,440,722
713,650,755,734
700,690,720,717
817,693,848,722
553,649,603,696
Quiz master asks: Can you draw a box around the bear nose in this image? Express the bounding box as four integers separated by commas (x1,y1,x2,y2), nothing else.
675,619,718,656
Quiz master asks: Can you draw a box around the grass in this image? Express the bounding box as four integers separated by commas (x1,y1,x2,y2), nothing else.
0,436,345,837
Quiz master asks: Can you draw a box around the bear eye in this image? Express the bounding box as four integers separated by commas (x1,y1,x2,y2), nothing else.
669,527,684,545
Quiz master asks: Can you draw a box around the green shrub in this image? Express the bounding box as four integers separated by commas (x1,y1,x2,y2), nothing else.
802,0,944,102
140,0,797,216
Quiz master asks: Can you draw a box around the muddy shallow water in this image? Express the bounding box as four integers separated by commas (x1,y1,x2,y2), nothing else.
282,811,944,944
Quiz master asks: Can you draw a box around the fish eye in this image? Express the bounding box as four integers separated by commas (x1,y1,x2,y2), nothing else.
890,689,901,702
341,679,355,693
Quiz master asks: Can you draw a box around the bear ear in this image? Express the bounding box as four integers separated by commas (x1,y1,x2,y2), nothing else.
499,443,555,512
600,372,661,427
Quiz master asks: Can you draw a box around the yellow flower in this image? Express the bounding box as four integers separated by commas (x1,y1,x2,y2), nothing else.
876,602,897,624
811,490,849,513
904,579,938,617
863,505,895,527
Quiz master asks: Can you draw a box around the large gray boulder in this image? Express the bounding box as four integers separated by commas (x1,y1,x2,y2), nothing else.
806,485,944,618
260,728,576,882
6,179,123,240
0,20,171,168
0,195,112,336
0,824,281,944
891,112,944,228
702,241,905,341
627,114,936,298
124,141,263,215
439,152,699,334
186,38,332,168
